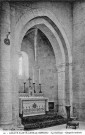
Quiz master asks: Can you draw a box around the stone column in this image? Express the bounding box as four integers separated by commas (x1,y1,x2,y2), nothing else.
69,62,73,116
65,63,70,105
10,5,24,129
0,2,12,129
34,28,39,93
65,62,73,116
57,63,66,116
10,3,19,128
34,28,38,62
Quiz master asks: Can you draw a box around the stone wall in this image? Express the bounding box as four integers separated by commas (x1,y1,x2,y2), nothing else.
0,2,13,129
20,29,58,110
73,2,85,120
10,0,85,122
13,1,72,49
12,1,72,115
1,0,81,129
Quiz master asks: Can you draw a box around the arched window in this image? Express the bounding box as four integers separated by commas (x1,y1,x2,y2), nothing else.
19,51,29,80
19,55,23,76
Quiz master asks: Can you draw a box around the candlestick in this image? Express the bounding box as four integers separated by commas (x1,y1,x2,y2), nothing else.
24,82,26,93
24,69,26,83
33,83,36,93
24,77,26,84
28,57,29,79
28,77,32,87
39,68,41,84
39,84,42,93
33,67,34,83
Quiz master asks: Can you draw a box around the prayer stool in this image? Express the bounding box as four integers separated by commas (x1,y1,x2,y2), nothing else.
66,120,79,129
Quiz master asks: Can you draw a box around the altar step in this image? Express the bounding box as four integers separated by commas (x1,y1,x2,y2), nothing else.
21,112,67,130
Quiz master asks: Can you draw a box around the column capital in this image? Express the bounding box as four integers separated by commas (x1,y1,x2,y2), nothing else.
57,63,65,72
57,62,72,73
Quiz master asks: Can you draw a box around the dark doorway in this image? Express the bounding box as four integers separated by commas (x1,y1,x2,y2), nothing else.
49,102,54,111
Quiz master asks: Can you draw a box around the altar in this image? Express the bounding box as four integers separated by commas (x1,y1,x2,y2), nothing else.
19,59,49,117
19,96,49,117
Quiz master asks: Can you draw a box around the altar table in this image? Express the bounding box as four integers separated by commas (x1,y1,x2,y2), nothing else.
19,96,49,117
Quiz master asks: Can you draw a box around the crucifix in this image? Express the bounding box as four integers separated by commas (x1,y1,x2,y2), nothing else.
28,77,32,87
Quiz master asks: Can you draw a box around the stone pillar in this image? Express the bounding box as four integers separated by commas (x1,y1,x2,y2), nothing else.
69,63,73,116
65,62,73,116
0,2,12,129
65,63,70,105
34,28,38,62
34,28,39,93
10,3,19,128
57,63,66,116
57,62,72,117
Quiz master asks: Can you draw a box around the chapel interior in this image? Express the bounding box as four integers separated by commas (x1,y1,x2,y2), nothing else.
0,0,85,130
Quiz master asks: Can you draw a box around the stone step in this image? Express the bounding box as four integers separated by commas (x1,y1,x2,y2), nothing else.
24,119,66,130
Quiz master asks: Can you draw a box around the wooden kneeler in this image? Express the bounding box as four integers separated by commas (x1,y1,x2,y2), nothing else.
66,120,79,129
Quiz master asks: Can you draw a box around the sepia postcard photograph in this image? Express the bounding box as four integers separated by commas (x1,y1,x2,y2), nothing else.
0,0,85,134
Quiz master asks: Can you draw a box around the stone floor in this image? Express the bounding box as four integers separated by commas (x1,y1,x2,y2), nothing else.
35,121,85,131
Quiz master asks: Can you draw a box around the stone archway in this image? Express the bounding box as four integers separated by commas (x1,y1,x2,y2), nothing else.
13,8,72,126
20,19,66,116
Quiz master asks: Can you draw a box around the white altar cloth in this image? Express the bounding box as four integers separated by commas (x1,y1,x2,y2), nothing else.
19,96,49,117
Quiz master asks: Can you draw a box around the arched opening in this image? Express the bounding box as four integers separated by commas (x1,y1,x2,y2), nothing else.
18,20,69,115
13,8,72,126
19,28,58,111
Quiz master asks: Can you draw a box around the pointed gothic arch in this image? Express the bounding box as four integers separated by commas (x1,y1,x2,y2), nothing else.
13,8,72,124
